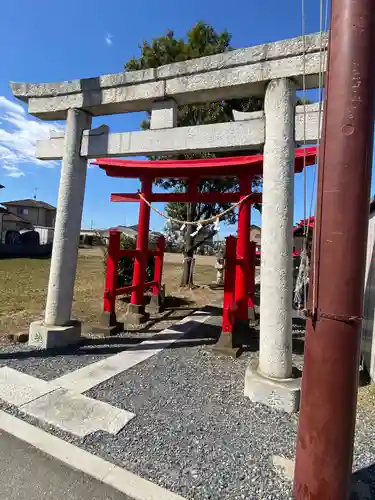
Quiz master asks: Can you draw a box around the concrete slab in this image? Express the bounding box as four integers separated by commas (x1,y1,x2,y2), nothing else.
0,367,56,406
0,429,133,500
21,388,135,438
53,346,164,394
0,410,186,500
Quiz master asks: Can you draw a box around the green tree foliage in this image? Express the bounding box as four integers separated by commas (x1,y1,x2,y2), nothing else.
103,234,154,288
124,22,263,285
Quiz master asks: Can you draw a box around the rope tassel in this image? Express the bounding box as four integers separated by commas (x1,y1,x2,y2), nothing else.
191,223,202,238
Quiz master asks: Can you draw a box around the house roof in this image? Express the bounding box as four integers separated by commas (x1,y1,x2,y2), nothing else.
101,225,163,240
2,199,56,210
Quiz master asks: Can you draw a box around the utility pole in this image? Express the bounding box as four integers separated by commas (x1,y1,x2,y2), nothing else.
294,1,375,499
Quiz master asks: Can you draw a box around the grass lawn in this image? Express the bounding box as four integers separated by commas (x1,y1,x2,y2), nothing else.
0,249,219,339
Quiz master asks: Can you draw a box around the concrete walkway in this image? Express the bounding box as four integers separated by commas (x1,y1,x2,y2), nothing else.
0,430,131,500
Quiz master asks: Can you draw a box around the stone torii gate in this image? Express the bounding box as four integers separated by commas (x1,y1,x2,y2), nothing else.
10,31,325,412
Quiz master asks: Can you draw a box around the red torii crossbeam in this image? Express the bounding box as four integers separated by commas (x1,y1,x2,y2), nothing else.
94,147,317,339
93,146,317,179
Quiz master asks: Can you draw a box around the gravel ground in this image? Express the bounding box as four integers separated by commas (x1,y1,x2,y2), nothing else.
0,308,193,381
0,311,374,499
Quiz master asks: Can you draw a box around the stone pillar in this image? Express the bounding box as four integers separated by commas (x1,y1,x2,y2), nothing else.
244,78,300,413
150,100,177,129
29,108,92,349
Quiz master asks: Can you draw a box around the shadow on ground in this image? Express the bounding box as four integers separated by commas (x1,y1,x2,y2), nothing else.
350,463,375,499
0,316,220,361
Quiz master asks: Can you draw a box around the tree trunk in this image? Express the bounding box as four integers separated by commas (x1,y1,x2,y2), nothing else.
180,203,195,287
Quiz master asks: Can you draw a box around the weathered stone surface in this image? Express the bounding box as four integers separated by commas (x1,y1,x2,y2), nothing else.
36,119,265,160
21,388,135,437
212,332,242,358
91,311,124,336
234,102,323,144
29,320,81,349
150,100,177,129
156,32,328,79
295,102,323,143
10,32,327,119
244,361,301,414
258,78,295,380
122,303,149,327
44,108,92,327
27,81,165,119
35,104,321,161
146,294,164,314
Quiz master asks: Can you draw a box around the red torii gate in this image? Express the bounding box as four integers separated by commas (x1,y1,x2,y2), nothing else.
94,147,317,331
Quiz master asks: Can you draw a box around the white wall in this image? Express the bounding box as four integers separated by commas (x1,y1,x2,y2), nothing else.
34,226,54,245
362,211,375,381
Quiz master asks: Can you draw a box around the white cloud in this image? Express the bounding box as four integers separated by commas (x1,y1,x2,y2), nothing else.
0,96,64,177
7,170,25,178
3,165,24,178
105,33,113,46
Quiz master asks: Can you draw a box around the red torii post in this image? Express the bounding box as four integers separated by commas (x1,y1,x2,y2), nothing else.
235,172,254,324
127,177,153,324
94,147,317,338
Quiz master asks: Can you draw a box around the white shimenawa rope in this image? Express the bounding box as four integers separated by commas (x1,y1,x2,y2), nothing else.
310,0,329,312
137,191,253,227
301,0,308,232
299,0,328,311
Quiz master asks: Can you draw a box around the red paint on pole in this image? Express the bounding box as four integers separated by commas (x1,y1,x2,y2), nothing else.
222,236,237,334
111,191,263,204
103,230,120,314
248,241,256,310
116,280,158,296
235,174,252,321
294,1,375,498
153,236,165,296
130,178,152,306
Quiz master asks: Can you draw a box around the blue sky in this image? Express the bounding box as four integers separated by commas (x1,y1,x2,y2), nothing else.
0,0,373,235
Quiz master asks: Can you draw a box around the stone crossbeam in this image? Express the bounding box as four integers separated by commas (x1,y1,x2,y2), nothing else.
36,103,322,160
11,33,327,120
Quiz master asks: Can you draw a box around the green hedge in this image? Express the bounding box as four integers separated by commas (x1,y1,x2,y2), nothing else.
104,234,155,288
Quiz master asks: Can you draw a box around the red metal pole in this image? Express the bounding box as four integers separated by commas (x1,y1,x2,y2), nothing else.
130,178,152,306
222,236,237,334
235,174,252,321
152,235,165,295
294,1,375,498
103,230,120,314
